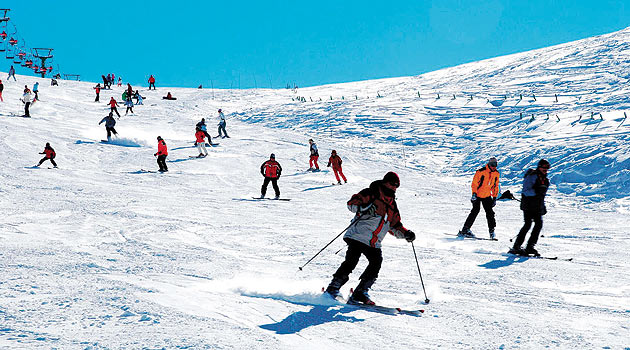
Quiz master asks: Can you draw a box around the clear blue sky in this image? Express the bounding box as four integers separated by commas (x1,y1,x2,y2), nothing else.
4,0,629,88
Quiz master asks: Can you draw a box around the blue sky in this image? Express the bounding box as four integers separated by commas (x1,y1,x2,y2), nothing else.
3,0,629,88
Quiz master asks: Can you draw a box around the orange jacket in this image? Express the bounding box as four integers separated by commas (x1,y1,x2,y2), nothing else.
471,165,500,198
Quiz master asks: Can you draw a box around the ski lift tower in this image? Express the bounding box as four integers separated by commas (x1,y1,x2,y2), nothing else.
33,48,53,78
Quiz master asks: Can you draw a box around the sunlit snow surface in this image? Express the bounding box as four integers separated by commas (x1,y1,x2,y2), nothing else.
1,28,629,349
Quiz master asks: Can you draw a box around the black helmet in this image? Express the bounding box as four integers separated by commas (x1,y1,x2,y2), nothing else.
270,153,275,159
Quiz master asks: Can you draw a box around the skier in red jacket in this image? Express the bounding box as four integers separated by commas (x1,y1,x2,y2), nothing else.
154,136,168,172
36,143,57,168
327,150,347,185
108,97,121,117
260,153,282,199
195,127,208,157
148,75,156,90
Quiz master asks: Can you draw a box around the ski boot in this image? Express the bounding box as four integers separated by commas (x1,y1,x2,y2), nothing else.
489,229,496,240
348,278,376,305
457,227,475,238
524,246,540,257
325,275,349,301
508,246,526,256
337,181,342,185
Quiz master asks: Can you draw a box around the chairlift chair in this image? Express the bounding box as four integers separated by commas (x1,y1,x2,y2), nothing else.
8,37,16,45
0,31,6,40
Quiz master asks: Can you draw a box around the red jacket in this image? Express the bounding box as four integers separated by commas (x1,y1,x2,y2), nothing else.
260,160,282,178
148,76,155,83
108,99,118,107
195,130,205,143
95,87,100,94
43,148,55,158
156,140,168,156
328,155,343,169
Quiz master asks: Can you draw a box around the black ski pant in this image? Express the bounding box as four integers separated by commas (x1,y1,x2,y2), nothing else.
463,196,495,231
513,210,543,249
38,157,57,167
157,155,167,171
106,127,118,138
95,93,100,102
110,107,120,117
125,107,133,114
25,102,31,117
333,238,383,282
34,91,39,100
261,177,280,197
149,82,155,90
218,123,228,137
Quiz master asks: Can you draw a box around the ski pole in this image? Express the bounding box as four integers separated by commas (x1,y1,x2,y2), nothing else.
299,218,359,271
411,241,430,304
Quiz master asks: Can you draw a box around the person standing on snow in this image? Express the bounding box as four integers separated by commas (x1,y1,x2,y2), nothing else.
99,112,118,141
134,90,143,105
126,83,133,98
509,159,551,257
22,86,32,117
148,75,156,90
154,136,168,172
118,77,122,87
124,96,134,115
260,153,282,199
324,172,415,305
195,127,208,157
107,97,121,117
7,65,16,81
308,138,319,171
217,109,229,138
327,150,347,185
36,143,57,168
94,83,101,102
101,75,110,89
0,79,4,102
458,157,500,239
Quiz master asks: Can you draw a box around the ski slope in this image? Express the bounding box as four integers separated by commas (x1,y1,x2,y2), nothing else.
1,27,629,349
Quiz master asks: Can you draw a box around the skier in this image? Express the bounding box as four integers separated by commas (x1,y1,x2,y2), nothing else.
101,75,110,89
36,143,57,168
7,65,16,81
458,157,500,239
118,77,122,87
196,118,213,144
51,78,58,86
324,172,416,305
134,90,144,105
217,109,229,138
124,96,134,115
22,87,32,117
107,97,121,117
99,112,118,141
148,75,156,90
126,83,133,98
327,150,347,185
33,82,39,101
94,83,101,102
260,153,282,199
509,159,551,257
0,79,3,102
195,127,208,157
308,139,319,171
154,136,168,172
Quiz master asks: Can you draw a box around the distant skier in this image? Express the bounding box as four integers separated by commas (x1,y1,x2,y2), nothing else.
36,143,57,168
118,77,122,87
22,86,32,117
148,75,156,90
327,150,347,184
107,97,121,117
217,109,229,138
94,83,101,102
124,96,134,115
458,157,500,239
134,90,144,105
101,75,110,89
195,127,208,157
0,79,3,102
324,172,415,305
99,112,118,141
509,159,551,257
154,136,168,172
126,83,133,98
308,139,319,171
33,82,39,101
7,65,16,81
196,118,213,144
51,78,58,86
260,153,282,199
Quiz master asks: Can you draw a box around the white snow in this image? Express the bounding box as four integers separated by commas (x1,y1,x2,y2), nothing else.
1,27,629,349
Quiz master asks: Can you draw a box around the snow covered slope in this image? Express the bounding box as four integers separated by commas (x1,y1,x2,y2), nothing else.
0,28,629,349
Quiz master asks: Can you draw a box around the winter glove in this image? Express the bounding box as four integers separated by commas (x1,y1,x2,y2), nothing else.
492,197,497,207
154,153,157,157
404,230,416,242
359,203,376,216
471,193,478,203
347,204,359,213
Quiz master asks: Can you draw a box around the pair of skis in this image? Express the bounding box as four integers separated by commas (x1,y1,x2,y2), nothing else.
322,288,424,316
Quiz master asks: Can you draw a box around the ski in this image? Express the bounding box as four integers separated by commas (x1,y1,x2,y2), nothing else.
507,253,572,261
251,197,291,201
346,299,424,316
189,155,207,158
444,233,498,241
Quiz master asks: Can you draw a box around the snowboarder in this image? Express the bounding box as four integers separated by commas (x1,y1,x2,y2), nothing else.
99,112,118,141
51,78,58,86
0,79,3,102
308,139,319,171
458,157,500,239
148,75,156,90
195,127,208,157
94,83,101,102
22,87,32,117
260,153,282,199
7,65,16,81
124,96,134,115
162,92,176,100
196,118,213,144
33,82,39,101
36,143,57,168
107,97,121,117
324,172,416,305
154,136,168,172
134,90,143,105
509,159,551,257
217,109,229,138
327,150,347,184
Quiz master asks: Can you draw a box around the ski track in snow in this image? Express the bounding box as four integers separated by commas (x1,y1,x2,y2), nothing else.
1,28,630,349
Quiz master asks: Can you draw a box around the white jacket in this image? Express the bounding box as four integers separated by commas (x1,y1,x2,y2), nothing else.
22,92,32,103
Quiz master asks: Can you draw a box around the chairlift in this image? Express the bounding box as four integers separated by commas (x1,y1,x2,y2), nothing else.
0,9,9,23
25,59,33,67
8,37,16,45
32,65,39,72
0,31,6,40
17,50,25,59
38,66,47,74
